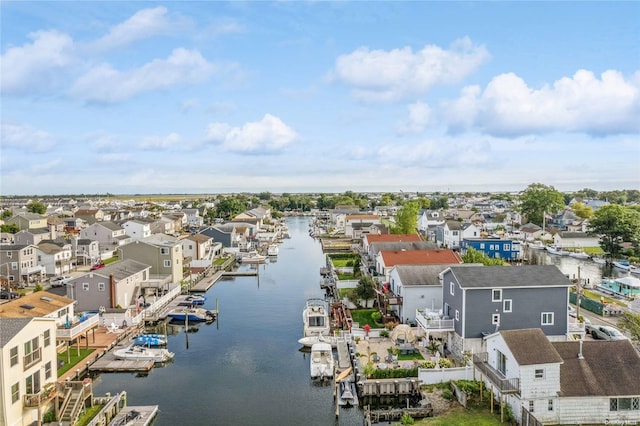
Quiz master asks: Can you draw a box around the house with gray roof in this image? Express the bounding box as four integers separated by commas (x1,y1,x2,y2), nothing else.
80,221,132,253
478,328,640,425
433,265,576,360
118,234,184,285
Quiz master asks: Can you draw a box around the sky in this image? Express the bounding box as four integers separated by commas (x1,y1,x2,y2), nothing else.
1,1,639,196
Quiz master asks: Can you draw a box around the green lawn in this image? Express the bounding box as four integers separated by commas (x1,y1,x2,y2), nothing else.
337,272,355,280
332,259,355,267
416,406,509,425
75,405,104,426
582,289,627,307
57,348,95,376
351,309,384,328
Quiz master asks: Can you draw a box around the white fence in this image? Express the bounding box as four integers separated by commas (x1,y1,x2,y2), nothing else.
99,285,181,328
418,365,474,384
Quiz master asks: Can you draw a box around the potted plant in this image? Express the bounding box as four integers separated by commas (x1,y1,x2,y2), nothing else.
363,324,371,339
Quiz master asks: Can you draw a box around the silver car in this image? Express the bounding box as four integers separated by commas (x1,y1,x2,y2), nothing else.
591,325,629,341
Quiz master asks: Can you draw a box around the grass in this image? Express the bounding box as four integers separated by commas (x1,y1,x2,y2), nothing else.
74,405,105,426
397,352,424,361
351,309,384,328
337,272,355,280
57,348,95,376
582,289,627,307
416,405,508,425
332,259,354,267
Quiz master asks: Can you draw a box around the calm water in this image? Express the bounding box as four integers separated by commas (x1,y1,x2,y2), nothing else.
92,217,363,426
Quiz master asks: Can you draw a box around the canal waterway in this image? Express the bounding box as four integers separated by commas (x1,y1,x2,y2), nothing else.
92,217,364,426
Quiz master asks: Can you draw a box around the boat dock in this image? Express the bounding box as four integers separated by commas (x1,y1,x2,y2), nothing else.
223,270,258,276
88,349,155,373
189,271,224,292
142,295,218,323
108,405,158,426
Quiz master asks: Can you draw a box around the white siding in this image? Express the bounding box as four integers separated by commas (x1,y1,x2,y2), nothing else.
557,397,640,425
519,364,561,399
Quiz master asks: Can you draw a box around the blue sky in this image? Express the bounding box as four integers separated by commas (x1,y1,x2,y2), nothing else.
2,1,639,195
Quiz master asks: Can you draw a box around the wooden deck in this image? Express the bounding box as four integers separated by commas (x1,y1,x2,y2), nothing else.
189,271,224,292
88,350,155,373
109,405,158,426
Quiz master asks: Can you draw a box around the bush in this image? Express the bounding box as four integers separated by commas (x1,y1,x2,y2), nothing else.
371,311,382,323
379,330,389,338
441,389,454,400
400,413,415,425
420,360,436,368
43,411,56,423
438,358,452,368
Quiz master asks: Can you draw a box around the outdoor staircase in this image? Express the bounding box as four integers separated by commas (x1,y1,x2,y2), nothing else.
59,387,83,424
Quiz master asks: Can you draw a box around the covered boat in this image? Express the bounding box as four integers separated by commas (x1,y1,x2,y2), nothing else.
113,345,174,362
167,307,216,323
310,342,334,380
302,298,330,337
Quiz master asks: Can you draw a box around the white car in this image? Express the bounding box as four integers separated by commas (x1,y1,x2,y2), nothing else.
591,325,629,341
51,276,72,287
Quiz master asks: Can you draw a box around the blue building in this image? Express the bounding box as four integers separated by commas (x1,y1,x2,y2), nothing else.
461,238,521,261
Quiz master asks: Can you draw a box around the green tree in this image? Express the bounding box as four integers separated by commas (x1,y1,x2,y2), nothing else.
1,210,12,220
1,224,19,233
26,201,47,214
355,276,376,301
215,197,247,220
392,201,419,234
519,183,565,226
618,311,640,343
570,202,594,219
588,204,640,258
461,247,507,266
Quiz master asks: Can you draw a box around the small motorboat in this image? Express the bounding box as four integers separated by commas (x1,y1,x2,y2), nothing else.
298,334,338,348
185,295,207,305
592,257,607,265
133,334,167,347
114,344,174,362
613,259,631,271
167,307,216,323
267,244,279,257
546,245,569,256
238,251,266,264
569,251,590,260
310,342,334,380
302,299,330,337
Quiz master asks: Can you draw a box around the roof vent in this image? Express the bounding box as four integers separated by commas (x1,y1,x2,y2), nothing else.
20,304,35,310
578,339,584,360
41,296,53,302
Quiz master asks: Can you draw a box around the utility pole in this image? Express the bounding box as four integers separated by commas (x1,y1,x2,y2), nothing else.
576,266,582,321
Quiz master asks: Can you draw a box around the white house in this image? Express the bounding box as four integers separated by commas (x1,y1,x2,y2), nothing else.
122,220,152,241
438,221,481,249
36,241,74,276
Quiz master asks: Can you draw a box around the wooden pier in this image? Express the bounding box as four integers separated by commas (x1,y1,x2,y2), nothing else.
109,405,158,426
88,350,155,373
189,271,223,292
223,270,258,276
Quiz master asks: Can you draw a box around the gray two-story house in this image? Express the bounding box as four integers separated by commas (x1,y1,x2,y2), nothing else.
117,234,183,284
438,265,573,358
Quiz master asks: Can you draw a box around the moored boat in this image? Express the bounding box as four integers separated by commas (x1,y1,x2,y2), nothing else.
310,342,334,380
267,244,279,257
133,334,167,347
298,334,338,348
114,344,174,362
613,259,632,271
167,307,216,323
569,250,590,260
592,256,607,265
546,245,569,256
239,251,267,264
303,298,330,337
185,295,207,305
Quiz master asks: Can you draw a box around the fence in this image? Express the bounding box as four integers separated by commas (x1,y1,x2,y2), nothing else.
418,365,474,385
570,292,605,316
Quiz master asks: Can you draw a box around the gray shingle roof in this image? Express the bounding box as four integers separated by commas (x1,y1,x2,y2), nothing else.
552,340,640,396
88,259,150,282
449,265,571,289
395,265,448,286
501,328,563,365
0,318,33,348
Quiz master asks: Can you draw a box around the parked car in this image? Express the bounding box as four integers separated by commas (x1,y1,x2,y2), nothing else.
582,317,593,334
51,276,72,287
90,262,105,271
591,325,629,341
568,305,577,318
1,289,19,299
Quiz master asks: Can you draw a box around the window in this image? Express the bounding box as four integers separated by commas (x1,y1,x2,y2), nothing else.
161,248,169,255
24,337,41,369
164,260,171,267
548,399,554,411
25,371,40,394
503,299,512,312
492,313,500,325
497,351,506,375
611,397,640,411
480,243,485,249
82,283,89,291
10,346,18,366
535,369,544,379
505,244,510,251
11,262,18,270
45,361,52,380
450,282,454,296
492,289,502,302
11,382,19,403
44,330,50,347
98,282,105,291
529,400,534,413
455,310,459,321
6,251,12,257
541,312,554,325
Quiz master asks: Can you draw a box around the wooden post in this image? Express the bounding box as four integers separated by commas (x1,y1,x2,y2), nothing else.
490,386,494,413
500,394,504,423
479,378,483,403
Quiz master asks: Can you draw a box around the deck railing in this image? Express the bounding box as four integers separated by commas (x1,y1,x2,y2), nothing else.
473,352,520,394
415,309,455,331
57,314,99,339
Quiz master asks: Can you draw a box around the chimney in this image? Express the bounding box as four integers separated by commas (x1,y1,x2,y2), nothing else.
109,274,115,309
50,224,56,240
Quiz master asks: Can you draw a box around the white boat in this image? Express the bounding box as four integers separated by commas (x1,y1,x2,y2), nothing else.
592,257,607,265
546,245,569,256
569,251,590,260
167,307,216,323
310,342,334,380
114,345,174,362
239,251,266,264
298,334,338,348
303,299,330,337
267,244,279,257
613,259,632,271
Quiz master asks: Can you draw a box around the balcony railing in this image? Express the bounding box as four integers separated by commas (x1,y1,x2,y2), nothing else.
23,387,56,407
473,352,520,394
57,314,99,340
568,321,586,334
415,309,455,331
23,347,42,370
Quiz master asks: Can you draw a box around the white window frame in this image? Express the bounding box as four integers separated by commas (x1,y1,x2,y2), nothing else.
548,399,554,411
503,299,512,313
450,282,454,296
163,260,171,267
455,310,459,321
529,400,534,413
10,346,18,366
541,312,554,325
492,313,500,325
44,330,50,347
98,282,105,291
11,382,19,404
82,283,90,291
492,289,502,302
535,368,544,379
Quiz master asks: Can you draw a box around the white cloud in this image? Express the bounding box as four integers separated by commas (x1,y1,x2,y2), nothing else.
396,101,433,135
91,7,181,51
0,30,75,94
1,123,55,152
140,133,181,150
70,48,217,103
205,114,297,153
443,69,640,136
328,37,490,102
377,137,492,168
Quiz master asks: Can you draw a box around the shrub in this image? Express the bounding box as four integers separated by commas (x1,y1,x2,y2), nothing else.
400,413,415,425
371,311,382,323
43,411,56,423
438,358,452,368
441,389,454,400
379,330,389,338
420,360,436,368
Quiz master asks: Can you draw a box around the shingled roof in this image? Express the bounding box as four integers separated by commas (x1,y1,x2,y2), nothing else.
448,265,571,289
552,340,640,397
500,329,563,365
0,318,33,348
381,249,463,267
0,292,74,319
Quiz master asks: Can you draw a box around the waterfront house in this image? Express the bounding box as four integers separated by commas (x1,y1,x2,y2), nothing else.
519,223,544,242
118,234,184,284
552,232,599,250
200,224,238,248
476,328,640,425
375,249,462,283
461,238,522,261
180,233,219,261
345,214,382,238
362,234,422,256
435,221,481,250
435,265,574,358
122,219,152,241
0,317,58,426
0,244,45,287
66,259,150,312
